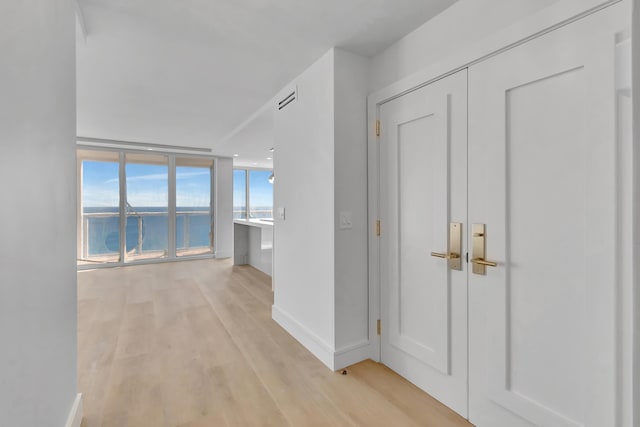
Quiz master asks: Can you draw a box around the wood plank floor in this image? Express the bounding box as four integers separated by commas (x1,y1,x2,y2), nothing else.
78,258,473,427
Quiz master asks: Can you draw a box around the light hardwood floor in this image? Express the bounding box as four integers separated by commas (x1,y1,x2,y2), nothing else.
78,258,473,427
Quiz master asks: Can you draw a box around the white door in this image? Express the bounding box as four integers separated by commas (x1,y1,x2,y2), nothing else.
379,69,468,416
468,16,618,427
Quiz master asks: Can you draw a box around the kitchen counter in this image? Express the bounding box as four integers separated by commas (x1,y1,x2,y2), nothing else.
233,219,273,276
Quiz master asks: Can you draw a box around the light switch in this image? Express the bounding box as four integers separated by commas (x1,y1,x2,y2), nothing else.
277,207,286,220
339,211,353,230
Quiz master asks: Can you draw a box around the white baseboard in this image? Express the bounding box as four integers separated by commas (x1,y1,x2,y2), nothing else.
272,305,335,370
272,305,374,371
333,340,372,370
65,393,82,427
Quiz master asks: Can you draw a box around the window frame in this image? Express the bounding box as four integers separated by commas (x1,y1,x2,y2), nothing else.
233,167,274,220
233,168,248,219
77,145,217,270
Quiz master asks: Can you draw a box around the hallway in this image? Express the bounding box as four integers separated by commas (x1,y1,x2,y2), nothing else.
78,259,472,426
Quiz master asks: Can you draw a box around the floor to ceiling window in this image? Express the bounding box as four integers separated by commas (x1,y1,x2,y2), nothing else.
233,169,247,219
77,148,215,268
176,157,213,257
125,153,169,262
248,170,274,219
233,168,273,220
78,150,121,265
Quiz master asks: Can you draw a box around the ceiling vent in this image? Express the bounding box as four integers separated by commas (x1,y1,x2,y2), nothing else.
277,87,297,111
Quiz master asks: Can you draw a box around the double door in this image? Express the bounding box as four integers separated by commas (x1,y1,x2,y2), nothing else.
379,16,618,427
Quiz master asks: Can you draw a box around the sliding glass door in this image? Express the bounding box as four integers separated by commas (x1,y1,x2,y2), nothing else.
78,150,121,266
125,153,169,262
77,148,215,268
176,157,213,257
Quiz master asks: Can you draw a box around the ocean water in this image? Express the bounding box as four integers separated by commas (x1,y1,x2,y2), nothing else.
232,207,273,220
83,206,211,256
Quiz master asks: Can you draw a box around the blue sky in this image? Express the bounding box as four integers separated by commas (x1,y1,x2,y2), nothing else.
82,161,119,207
233,169,273,208
83,161,273,208
83,161,211,208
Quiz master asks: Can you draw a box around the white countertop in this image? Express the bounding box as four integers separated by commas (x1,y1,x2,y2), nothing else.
234,219,274,228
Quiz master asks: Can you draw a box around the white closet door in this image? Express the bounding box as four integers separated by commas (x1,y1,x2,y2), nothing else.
379,69,468,416
468,14,618,427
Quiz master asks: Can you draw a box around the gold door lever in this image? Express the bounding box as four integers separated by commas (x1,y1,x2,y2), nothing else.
471,224,498,275
431,252,460,259
471,258,497,267
431,223,462,270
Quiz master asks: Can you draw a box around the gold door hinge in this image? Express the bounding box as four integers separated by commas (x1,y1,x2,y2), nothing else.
375,120,380,137
375,220,381,237
377,319,381,335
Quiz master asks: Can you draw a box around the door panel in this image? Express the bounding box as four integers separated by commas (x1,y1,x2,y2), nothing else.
77,150,122,266
380,69,468,416
397,108,449,373
176,157,214,257
125,153,169,262
468,16,617,427
506,67,587,422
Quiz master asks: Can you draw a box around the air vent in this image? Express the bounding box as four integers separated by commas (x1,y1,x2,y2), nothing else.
277,87,297,111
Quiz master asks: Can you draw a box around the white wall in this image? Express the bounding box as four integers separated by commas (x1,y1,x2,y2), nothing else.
0,1,78,426
633,0,640,423
272,48,371,369
215,157,233,258
614,26,634,427
273,50,336,364
333,50,370,353
370,0,560,91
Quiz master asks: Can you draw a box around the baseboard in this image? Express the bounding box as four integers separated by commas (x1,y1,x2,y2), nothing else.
333,340,373,370
65,393,82,427
272,305,335,370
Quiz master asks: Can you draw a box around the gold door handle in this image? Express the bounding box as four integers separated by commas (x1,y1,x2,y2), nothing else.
472,224,499,275
431,252,460,259
471,258,497,267
431,222,462,270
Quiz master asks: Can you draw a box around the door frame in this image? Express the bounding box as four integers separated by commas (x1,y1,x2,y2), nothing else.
366,0,634,423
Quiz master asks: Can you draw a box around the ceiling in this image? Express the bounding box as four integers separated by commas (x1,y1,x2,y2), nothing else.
76,0,459,167
215,104,275,169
